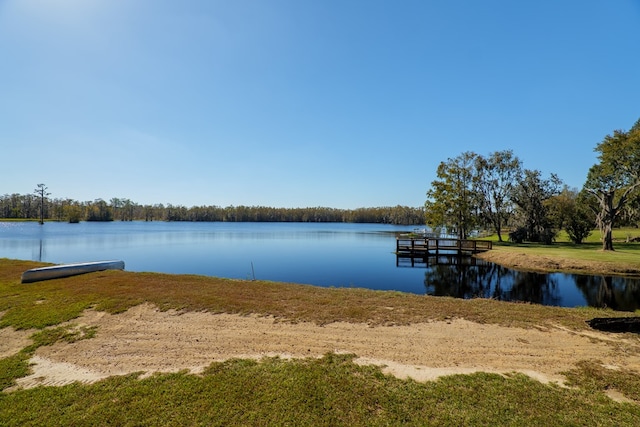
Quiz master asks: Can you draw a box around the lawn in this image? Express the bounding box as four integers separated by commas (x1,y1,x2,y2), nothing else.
1,233,640,426
478,227,640,276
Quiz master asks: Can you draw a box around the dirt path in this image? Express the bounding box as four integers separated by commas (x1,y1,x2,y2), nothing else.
5,303,640,391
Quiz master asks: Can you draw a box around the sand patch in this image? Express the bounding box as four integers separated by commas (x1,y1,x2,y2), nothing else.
0,326,33,359
10,303,640,390
10,356,109,390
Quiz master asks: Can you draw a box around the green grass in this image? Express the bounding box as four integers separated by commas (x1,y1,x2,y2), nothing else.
496,240,640,264
564,360,640,402
490,226,640,245
0,353,31,392
482,227,640,276
2,256,640,425
1,354,639,426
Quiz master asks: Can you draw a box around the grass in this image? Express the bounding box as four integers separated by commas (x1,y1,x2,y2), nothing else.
0,323,96,391
1,354,640,426
0,259,624,331
2,249,640,425
564,360,640,402
479,227,640,276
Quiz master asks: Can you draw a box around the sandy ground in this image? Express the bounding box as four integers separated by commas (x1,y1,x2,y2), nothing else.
0,326,32,359
3,303,640,395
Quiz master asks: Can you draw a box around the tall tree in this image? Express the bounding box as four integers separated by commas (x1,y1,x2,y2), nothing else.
33,183,50,225
511,170,562,243
110,198,123,220
584,119,640,250
474,150,522,241
425,152,479,239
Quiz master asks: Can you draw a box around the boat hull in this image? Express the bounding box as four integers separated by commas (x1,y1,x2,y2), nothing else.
587,317,640,333
21,260,125,283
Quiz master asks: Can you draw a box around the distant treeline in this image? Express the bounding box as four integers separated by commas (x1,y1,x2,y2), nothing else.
0,193,425,225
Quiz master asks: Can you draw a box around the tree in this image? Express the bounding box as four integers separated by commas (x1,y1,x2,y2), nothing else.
546,186,577,231
86,199,113,221
619,191,640,227
2,189,426,224
425,152,479,239
64,201,83,223
584,119,640,250
33,183,50,225
560,189,595,244
110,198,123,220
474,150,522,241
511,170,562,244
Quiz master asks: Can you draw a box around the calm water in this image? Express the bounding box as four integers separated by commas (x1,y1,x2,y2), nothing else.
2,221,639,311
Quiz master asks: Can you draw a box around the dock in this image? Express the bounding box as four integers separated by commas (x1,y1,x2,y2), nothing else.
396,254,489,268
396,237,492,257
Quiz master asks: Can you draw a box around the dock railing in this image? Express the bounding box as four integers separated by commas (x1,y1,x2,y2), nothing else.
396,237,492,256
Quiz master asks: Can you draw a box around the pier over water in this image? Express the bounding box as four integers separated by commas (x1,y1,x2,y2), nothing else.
396,237,492,257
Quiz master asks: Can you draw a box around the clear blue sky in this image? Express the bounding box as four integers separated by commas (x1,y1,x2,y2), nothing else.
2,0,639,209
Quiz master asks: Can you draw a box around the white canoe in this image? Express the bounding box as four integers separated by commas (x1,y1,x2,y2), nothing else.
21,260,125,283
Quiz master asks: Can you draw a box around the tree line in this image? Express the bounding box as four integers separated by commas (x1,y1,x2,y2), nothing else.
0,193,425,225
424,118,640,250
5,118,638,246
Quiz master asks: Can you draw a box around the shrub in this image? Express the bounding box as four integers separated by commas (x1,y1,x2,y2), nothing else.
565,211,593,244
509,227,527,243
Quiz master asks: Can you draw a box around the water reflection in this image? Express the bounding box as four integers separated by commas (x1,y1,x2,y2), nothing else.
2,221,640,311
574,275,640,312
35,239,44,262
397,254,640,311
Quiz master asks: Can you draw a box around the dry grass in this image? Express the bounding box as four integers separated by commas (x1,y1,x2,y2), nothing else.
0,258,624,332
3,258,640,425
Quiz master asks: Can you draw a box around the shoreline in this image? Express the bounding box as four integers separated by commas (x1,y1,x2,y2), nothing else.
2,257,640,407
475,247,640,277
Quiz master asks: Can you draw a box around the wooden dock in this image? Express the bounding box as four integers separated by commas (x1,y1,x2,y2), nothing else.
396,237,492,256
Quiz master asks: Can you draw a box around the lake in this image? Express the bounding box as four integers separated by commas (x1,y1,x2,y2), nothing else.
1,221,639,311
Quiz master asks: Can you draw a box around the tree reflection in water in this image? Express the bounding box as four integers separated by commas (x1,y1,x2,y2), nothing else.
574,275,640,311
403,255,640,311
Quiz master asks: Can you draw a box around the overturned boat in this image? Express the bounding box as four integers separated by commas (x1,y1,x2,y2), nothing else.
21,260,125,284
587,317,640,333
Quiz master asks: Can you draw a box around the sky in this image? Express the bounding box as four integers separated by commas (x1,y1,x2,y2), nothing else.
1,0,639,209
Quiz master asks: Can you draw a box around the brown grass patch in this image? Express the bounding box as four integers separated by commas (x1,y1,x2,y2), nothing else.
0,258,624,332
